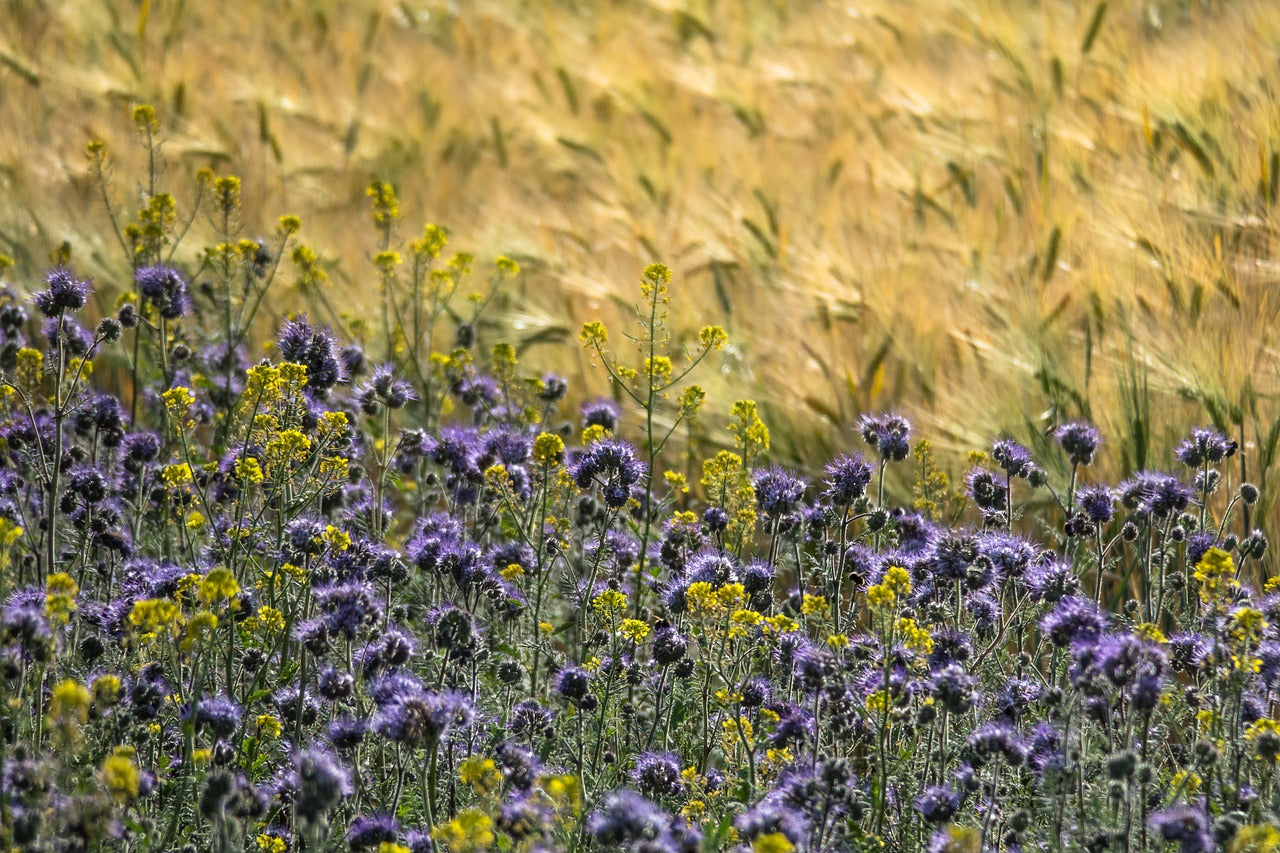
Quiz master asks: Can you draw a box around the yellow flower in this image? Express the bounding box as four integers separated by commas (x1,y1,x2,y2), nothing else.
162,386,195,420
866,583,895,610
533,432,565,465
45,572,79,625
235,456,264,484
458,756,502,796
897,617,934,654
686,581,720,615
100,750,141,803
716,583,747,610
1230,825,1280,853
199,567,241,605
162,462,194,488
92,674,122,707
256,836,288,853
883,566,912,596
580,321,608,347
700,325,728,350
1194,547,1238,600
256,714,283,739
431,808,495,853
129,598,186,639
49,679,92,723
753,832,795,853
620,619,651,643
801,594,827,617
1230,607,1269,645
592,589,627,618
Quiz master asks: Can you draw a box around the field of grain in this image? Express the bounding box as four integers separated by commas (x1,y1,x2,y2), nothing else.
4,0,1280,502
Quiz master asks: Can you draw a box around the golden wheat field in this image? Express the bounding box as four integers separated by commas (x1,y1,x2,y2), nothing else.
3,0,1280,511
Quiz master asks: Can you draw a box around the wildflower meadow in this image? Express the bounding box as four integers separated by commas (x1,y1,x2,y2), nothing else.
3,3,1280,852
0,109,1277,852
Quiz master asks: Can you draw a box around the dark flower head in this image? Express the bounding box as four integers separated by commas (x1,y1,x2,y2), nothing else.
194,695,242,738
1077,484,1114,525
1054,421,1101,467
276,314,344,395
33,267,90,317
135,265,191,319
1147,805,1213,853
753,467,808,518
858,412,911,462
991,437,1037,479
538,373,568,402
1119,471,1194,518
914,784,963,823
631,752,683,799
586,789,671,847
582,398,621,431
929,664,977,714
1023,558,1079,603
965,721,1027,767
293,747,352,822
347,814,400,851
327,717,367,751
567,439,645,509
1040,596,1107,647
823,453,873,505
965,467,1007,513
554,667,593,703
1175,426,1237,468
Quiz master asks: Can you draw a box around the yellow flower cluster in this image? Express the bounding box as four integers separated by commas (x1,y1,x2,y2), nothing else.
867,566,912,611
592,589,627,618
431,808,495,853
1193,547,1238,601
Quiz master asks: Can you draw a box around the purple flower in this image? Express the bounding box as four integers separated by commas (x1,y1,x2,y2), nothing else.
582,398,620,431
914,784,963,823
965,721,1027,766
33,267,89,317
135,265,190,319
347,814,399,850
966,467,1007,514
373,689,472,747
1040,596,1107,647
194,695,242,738
586,789,671,847
358,363,415,413
1175,426,1237,468
1054,421,1101,466
858,412,911,462
1119,471,1194,518
992,437,1037,479
567,439,646,508
293,746,352,821
753,467,808,517
276,314,344,395
1148,805,1213,853
929,664,977,714
631,752,683,798
554,667,593,703
1077,484,1114,525
822,453,873,505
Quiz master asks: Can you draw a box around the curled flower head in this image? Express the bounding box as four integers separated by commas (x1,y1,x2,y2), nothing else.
1175,426,1237,468
1054,420,1101,467
33,267,90,317
135,265,191,319
857,412,911,462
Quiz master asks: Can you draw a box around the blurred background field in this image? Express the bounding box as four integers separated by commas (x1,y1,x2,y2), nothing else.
3,0,1280,515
